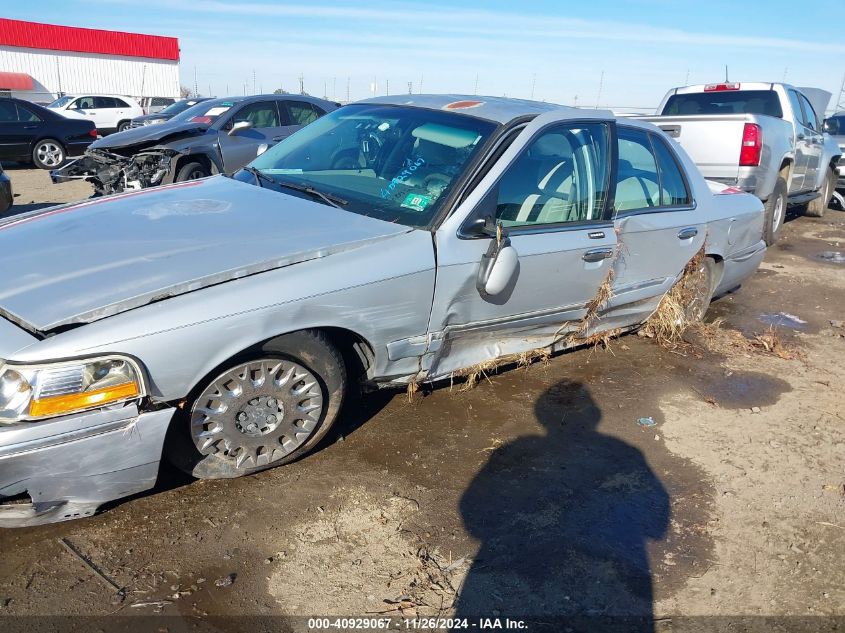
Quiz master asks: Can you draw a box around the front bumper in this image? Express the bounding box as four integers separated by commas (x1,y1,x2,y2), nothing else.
0,404,174,527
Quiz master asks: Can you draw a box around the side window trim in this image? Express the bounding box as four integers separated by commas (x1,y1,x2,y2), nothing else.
613,125,696,217
459,118,614,237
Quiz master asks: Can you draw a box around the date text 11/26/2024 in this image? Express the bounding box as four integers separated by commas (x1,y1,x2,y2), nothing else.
307,617,529,630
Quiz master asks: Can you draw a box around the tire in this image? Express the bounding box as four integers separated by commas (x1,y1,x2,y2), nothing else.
168,330,347,480
32,138,65,169
682,256,715,323
762,176,787,246
805,167,834,218
117,121,131,133
175,161,210,182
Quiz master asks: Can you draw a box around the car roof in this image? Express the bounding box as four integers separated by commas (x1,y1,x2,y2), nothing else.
358,94,594,124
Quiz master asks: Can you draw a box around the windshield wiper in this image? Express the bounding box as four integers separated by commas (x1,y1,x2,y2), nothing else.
276,180,348,208
242,165,275,188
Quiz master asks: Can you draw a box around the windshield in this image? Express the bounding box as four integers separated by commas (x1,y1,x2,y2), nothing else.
158,99,206,116
48,96,74,109
243,104,496,228
663,90,783,118
175,100,237,125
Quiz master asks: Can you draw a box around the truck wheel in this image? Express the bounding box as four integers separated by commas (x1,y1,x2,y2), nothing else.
762,177,787,245
805,167,834,218
168,330,347,479
175,161,210,182
32,138,65,169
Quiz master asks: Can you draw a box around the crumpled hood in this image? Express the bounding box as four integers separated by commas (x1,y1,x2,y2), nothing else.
91,121,209,150
0,176,410,332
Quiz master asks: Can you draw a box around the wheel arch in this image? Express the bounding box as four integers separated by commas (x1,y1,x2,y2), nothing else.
168,326,376,409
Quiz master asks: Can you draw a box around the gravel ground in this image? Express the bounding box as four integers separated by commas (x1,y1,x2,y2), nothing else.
0,166,843,631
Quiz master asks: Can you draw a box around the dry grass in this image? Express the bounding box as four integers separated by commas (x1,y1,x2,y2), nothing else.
451,347,551,391
679,318,802,361
564,264,617,349
639,247,707,346
406,380,421,403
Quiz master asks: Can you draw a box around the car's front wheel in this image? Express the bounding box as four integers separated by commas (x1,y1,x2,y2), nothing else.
169,331,346,479
117,121,131,133
175,161,210,182
32,138,65,169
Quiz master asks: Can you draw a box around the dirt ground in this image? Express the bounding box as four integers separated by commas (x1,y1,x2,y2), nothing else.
0,167,843,631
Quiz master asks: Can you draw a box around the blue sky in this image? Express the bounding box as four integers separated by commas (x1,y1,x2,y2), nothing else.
8,0,845,111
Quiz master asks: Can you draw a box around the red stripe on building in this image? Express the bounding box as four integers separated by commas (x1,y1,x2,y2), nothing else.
0,71,34,90
0,18,179,61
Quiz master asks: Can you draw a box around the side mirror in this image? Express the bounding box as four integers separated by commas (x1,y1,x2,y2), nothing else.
229,120,253,136
476,223,519,296
823,119,836,134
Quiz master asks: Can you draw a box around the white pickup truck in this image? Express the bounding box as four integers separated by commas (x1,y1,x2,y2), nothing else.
639,82,841,244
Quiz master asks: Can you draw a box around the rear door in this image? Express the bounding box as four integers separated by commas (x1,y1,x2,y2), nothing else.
610,125,706,322
787,89,813,192
426,113,618,379
68,96,103,129
796,91,824,191
0,100,29,159
217,100,283,171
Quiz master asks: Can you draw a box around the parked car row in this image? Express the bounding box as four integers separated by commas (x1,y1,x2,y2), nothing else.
0,94,769,526
51,94,339,195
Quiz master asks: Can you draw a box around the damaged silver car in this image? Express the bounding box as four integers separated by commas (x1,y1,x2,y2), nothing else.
0,96,766,526
50,94,338,195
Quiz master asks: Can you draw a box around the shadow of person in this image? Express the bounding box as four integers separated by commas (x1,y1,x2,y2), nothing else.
455,380,669,632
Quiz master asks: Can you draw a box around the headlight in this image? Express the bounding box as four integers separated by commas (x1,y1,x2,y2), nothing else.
0,356,145,423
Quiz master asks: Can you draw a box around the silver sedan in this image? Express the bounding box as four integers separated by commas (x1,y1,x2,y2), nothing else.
0,95,765,526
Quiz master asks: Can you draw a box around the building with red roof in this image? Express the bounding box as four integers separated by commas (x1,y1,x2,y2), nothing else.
0,18,180,103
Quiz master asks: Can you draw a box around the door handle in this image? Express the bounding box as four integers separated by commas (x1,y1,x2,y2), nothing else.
677,227,698,240
582,247,615,263
23,124,37,129
272,136,285,142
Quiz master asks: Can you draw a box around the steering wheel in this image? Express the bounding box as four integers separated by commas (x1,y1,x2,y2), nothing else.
361,133,383,164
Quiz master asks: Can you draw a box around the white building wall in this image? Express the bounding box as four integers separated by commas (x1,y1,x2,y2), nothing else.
0,45,179,100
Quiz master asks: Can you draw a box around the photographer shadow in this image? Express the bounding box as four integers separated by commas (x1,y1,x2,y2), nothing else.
455,380,669,631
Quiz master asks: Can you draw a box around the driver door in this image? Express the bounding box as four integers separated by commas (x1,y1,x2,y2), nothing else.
217,101,286,171
423,112,618,380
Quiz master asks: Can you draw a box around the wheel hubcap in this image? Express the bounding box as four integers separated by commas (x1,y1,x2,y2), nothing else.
190,358,324,469
37,143,62,167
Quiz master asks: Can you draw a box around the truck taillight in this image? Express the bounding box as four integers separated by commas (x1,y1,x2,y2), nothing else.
704,82,740,92
739,123,762,166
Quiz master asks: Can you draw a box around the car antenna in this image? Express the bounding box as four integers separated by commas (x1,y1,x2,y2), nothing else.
725,65,729,83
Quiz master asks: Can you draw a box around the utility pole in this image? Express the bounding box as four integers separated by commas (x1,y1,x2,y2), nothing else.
408,81,413,95
782,67,788,82
333,77,337,100
299,73,305,95
386,79,389,95
419,74,423,94
324,80,327,99
346,76,350,102
194,66,198,97
836,72,845,113
684,69,690,85
573,94,579,107
253,70,257,94
530,73,536,99
595,70,604,108
474,74,479,95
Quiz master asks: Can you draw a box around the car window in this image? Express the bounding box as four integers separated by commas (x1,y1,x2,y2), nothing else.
825,115,845,135
93,97,114,108
663,90,783,118
798,93,819,131
493,122,610,227
247,103,496,229
651,134,691,206
47,95,73,108
231,101,280,129
0,101,17,122
73,97,96,109
113,98,130,108
152,97,173,107
615,128,661,212
15,103,41,123
788,90,809,129
286,101,322,126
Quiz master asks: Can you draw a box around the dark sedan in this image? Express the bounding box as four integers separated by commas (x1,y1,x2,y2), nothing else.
0,98,97,169
129,97,212,128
